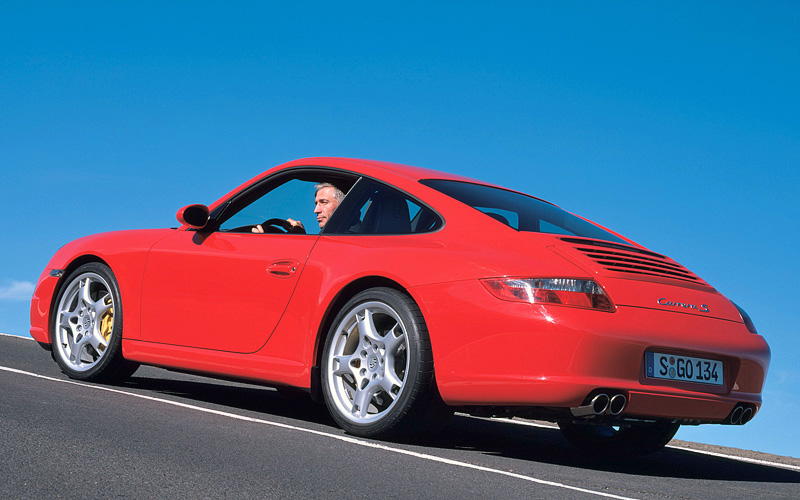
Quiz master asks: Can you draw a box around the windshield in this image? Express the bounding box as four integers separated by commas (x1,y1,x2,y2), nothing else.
420,179,627,244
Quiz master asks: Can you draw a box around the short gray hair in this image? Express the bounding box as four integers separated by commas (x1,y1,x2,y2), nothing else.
315,182,345,202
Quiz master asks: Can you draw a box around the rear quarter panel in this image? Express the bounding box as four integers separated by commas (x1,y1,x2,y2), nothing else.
256,217,590,386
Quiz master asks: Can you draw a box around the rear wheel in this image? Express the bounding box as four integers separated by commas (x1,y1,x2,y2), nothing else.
321,287,451,437
558,420,680,456
51,263,138,382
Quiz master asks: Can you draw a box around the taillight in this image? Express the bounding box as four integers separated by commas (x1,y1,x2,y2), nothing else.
733,302,758,334
480,278,615,312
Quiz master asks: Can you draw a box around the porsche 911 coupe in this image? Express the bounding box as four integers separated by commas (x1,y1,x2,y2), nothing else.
29,157,770,455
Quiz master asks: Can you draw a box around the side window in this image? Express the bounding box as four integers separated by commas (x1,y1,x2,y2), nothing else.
218,179,310,232
217,176,353,235
327,180,442,235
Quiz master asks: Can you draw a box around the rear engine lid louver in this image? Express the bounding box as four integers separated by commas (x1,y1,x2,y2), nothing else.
553,238,743,320
559,237,708,287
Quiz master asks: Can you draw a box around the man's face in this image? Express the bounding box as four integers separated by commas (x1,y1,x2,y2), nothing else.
314,186,340,228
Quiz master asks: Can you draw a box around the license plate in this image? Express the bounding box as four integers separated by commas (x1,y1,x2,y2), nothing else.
645,352,723,386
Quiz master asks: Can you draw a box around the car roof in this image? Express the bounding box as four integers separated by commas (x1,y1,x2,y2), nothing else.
280,157,478,182
207,157,545,216
279,157,533,195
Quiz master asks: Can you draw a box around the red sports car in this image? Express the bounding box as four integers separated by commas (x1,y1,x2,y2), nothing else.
29,157,770,455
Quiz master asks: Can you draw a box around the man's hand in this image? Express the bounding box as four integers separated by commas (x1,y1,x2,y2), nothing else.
251,219,306,234
286,218,305,233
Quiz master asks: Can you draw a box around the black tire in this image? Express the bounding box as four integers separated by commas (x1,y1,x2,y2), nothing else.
321,287,451,437
558,419,680,457
50,263,138,382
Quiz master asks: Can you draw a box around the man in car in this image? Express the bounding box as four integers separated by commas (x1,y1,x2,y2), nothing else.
252,182,345,234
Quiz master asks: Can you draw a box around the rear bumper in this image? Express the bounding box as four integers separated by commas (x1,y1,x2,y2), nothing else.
414,280,770,422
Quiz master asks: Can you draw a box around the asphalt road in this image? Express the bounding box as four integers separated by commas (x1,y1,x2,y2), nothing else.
1,334,797,500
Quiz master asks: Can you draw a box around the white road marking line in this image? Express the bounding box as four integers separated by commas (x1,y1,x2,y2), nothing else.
665,445,800,472
0,365,637,500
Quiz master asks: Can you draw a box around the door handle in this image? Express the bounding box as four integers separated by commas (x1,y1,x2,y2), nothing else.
267,260,299,278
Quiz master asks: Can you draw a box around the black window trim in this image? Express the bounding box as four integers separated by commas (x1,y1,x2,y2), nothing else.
201,165,446,236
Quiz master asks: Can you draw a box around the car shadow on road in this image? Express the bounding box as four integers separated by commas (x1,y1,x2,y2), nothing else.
119,367,798,484
119,367,337,427
419,415,800,484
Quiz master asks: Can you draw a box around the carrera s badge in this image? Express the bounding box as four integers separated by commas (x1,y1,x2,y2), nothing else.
657,298,710,313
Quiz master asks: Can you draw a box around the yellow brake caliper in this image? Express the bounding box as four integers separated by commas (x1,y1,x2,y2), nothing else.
98,296,114,351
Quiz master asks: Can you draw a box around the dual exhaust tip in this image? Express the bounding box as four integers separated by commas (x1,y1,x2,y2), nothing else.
571,393,756,425
727,404,755,425
570,392,627,418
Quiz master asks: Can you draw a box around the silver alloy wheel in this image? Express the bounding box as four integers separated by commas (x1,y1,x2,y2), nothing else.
325,300,409,424
54,271,116,372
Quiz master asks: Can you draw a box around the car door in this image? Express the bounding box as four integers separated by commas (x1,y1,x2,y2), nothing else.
137,173,355,353
139,230,316,353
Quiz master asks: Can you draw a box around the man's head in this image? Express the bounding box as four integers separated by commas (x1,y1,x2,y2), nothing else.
314,183,345,228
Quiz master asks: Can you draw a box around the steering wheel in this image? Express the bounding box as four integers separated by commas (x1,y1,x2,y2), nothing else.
257,218,294,233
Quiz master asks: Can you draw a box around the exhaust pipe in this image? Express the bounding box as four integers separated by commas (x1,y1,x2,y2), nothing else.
570,393,609,417
730,406,744,425
726,404,755,425
591,393,610,415
570,392,627,418
609,394,627,415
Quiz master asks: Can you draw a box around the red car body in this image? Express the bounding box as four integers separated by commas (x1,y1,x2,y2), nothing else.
30,157,770,453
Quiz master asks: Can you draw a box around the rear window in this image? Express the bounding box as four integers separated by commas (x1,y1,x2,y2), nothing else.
420,179,626,244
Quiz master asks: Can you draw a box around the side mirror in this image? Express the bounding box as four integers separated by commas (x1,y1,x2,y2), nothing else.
176,204,210,229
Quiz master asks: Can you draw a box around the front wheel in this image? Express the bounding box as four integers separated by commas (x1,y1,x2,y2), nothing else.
51,263,138,382
558,420,680,457
321,287,450,437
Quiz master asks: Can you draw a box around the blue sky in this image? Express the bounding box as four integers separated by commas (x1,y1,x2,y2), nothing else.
1,1,798,457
